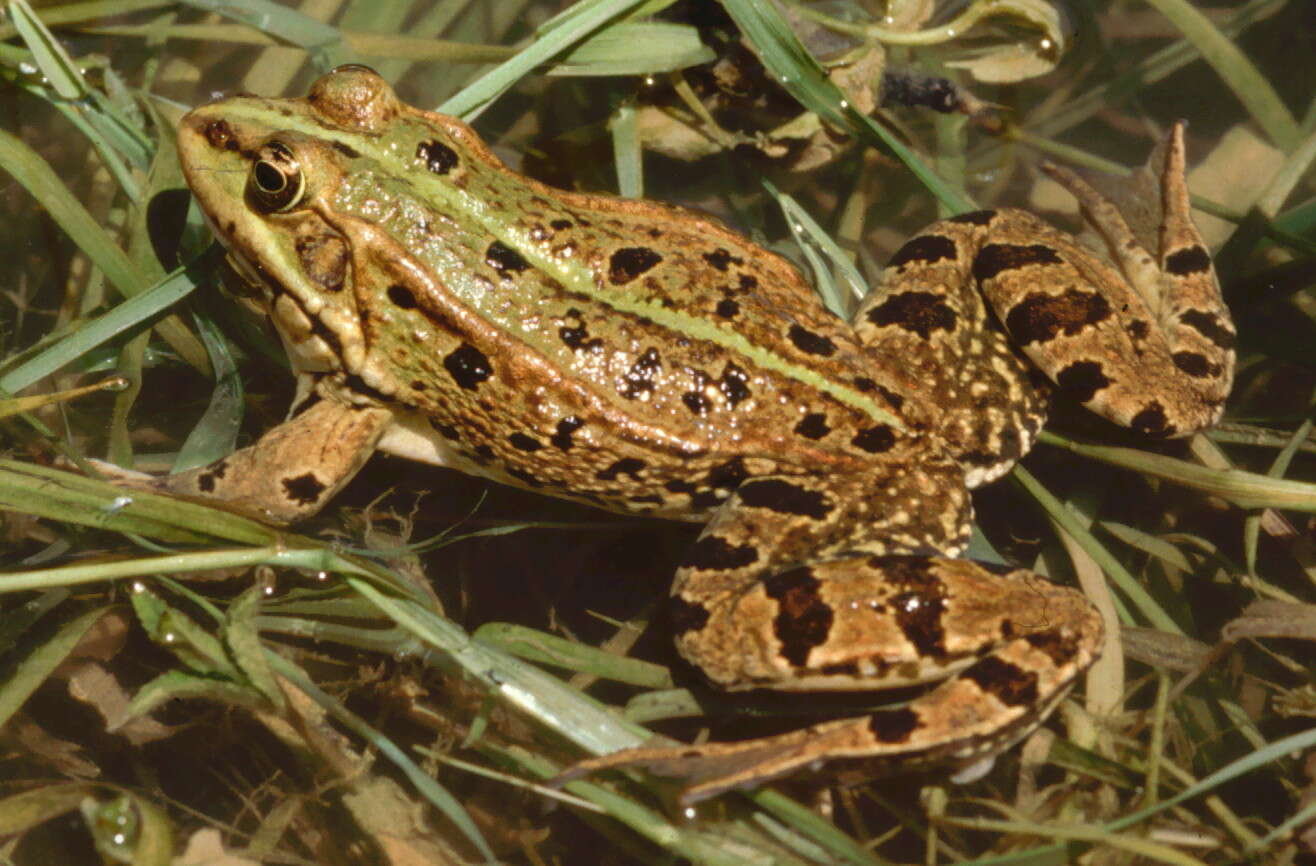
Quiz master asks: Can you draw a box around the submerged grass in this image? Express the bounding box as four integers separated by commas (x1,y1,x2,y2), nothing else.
1,0,1314,863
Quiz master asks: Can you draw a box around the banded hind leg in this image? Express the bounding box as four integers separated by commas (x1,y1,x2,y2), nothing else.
561,461,1103,804
854,123,1233,480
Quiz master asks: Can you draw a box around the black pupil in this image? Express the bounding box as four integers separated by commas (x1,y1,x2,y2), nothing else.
254,161,285,193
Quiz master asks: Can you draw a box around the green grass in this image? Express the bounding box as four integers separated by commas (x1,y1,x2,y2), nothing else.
1,0,1314,863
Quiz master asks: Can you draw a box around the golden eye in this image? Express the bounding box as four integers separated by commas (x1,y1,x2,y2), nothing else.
247,141,304,213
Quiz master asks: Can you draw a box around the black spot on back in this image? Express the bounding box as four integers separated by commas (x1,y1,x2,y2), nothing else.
794,413,830,440
559,311,604,352
706,458,749,491
487,241,530,275
715,299,740,318
881,557,947,657
620,348,662,399
387,284,418,309
508,432,542,451
551,416,584,450
609,247,663,284
443,343,493,390
703,248,743,272
682,391,711,415
596,457,646,481
416,139,459,174
719,363,751,407
852,425,896,453
788,324,837,357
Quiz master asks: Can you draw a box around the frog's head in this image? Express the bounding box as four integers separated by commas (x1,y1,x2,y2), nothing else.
176,66,422,378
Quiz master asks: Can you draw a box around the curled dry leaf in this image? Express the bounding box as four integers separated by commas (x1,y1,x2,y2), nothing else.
1222,599,1316,643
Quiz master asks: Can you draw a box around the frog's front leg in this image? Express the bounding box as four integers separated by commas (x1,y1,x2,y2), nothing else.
102,398,392,524
561,462,1103,804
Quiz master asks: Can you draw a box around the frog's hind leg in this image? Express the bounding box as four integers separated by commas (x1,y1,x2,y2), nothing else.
1006,122,1235,435
559,464,1103,804
664,557,1100,804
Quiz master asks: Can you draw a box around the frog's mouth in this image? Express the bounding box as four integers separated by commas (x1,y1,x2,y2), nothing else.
218,238,279,305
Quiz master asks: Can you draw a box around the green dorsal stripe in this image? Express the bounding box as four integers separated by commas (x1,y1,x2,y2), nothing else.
216,102,903,430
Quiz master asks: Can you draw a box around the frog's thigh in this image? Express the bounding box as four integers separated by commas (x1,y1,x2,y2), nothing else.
663,470,1103,800
684,549,1099,682
671,463,976,686
660,559,1101,803
148,399,392,523
852,219,1049,487
602,555,1094,800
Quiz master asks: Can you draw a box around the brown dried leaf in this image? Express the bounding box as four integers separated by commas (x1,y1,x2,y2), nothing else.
1222,600,1316,643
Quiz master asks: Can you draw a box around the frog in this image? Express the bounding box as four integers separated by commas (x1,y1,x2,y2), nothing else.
138,65,1234,803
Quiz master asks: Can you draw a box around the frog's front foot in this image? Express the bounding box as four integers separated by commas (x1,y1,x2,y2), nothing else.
71,400,394,524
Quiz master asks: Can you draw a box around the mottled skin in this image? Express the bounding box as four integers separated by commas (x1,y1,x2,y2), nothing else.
147,66,1233,802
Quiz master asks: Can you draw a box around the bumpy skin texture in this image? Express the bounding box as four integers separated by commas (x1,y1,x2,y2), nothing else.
153,66,1233,802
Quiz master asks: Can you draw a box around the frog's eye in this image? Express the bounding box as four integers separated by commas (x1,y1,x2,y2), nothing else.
247,141,305,213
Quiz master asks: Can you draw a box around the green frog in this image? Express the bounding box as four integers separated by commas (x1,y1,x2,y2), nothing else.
144,65,1232,802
